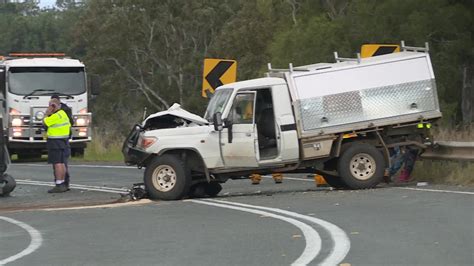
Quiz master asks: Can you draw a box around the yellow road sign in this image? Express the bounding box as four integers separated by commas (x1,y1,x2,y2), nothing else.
202,58,237,98
361,44,400,58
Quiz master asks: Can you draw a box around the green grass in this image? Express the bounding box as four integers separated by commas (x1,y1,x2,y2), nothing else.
412,161,474,186
72,131,124,162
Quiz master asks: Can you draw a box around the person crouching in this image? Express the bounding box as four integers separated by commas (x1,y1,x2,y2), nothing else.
43,98,71,193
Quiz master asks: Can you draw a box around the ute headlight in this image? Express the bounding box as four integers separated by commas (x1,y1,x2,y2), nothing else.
11,118,23,127
140,136,157,149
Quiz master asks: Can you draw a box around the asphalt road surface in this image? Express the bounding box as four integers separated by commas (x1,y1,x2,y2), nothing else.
1,162,473,265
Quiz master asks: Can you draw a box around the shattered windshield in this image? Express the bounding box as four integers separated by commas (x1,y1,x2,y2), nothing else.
204,89,233,122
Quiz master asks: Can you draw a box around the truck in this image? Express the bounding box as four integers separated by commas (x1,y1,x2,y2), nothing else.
123,42,442,200
0,53,98,159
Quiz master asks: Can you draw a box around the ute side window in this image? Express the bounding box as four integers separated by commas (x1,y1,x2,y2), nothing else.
229,93,255,124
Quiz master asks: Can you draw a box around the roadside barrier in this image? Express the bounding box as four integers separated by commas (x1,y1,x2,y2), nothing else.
421,141,474,161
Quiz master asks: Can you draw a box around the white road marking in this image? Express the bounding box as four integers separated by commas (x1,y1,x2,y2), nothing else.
206,199,351,266
13,163,136,169
0,216,43,265
189,199,322,266
395,187,474,195
16,180,128,194
40,199,153,211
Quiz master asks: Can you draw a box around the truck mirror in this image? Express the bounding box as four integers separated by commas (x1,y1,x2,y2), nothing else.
0,67,5,96
213,112,223,131
88,74,101,95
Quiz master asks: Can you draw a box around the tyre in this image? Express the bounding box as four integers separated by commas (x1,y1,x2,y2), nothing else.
337,143,385,189
204,182,222,197
322,174,347,189
189,182,222,198
71,148,85,158
17,153,42,161
144,155,191,200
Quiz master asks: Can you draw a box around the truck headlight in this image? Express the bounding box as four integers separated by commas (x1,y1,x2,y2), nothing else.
11,118,23,127
74,116,90,126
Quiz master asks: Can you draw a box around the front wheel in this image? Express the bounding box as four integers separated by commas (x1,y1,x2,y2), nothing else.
144,155,191,200
337,143,385,189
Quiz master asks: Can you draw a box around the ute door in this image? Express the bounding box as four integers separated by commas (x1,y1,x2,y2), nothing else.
221,92,258,167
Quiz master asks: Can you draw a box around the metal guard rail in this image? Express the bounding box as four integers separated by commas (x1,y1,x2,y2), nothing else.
421,141,474,161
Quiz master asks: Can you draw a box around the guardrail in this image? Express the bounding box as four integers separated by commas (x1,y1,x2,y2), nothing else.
421,141,474,161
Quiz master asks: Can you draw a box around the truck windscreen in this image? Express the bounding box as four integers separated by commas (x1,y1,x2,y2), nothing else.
8,67,86,95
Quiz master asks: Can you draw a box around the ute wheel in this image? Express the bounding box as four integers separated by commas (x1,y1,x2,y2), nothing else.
190,182,223,198
144,155,191,200
204,182,222,197
322,174,347,189
337,143,385,189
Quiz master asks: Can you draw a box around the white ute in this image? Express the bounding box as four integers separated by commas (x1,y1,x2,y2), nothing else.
123,42,442,200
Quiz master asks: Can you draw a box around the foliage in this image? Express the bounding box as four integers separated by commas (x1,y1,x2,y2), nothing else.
0,0,472,134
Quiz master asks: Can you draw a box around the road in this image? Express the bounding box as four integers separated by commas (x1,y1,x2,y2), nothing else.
0,162,473,265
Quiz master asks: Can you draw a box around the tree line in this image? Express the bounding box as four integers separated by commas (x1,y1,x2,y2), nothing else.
1,0,472,135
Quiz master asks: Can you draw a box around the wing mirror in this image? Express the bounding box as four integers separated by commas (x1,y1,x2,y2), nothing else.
213,112,223,131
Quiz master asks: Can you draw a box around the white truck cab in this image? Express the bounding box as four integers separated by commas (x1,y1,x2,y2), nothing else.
0,54,99,158
123,43,441,200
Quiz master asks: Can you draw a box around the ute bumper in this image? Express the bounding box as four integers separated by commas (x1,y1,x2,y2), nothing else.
122,124,152,166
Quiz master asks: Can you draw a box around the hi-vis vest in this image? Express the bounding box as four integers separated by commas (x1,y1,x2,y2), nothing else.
43,109,71,139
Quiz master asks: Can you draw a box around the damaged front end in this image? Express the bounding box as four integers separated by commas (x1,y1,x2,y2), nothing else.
122,103,208,166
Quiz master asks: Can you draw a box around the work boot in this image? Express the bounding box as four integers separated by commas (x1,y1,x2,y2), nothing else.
48,184,68,193
398,169,410,182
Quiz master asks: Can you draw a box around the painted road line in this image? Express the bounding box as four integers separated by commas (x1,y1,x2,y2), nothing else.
13,163,136,169
16,180,128,194
206,199,351,266
189,199,322,266
40,199,153,212
0,216,43,265
395,187,474,195
17,179,129,192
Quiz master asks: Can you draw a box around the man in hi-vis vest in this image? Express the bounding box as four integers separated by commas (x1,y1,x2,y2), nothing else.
43,98,71,193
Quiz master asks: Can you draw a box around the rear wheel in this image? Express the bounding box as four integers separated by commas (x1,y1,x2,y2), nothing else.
204,182,222,197
337,143,385,189
322,174,347,189
144,155,191,200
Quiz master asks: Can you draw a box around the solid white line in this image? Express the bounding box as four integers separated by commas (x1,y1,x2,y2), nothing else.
0,216,43,265
17,179,128,192
189,199,322,266
13,163,137,169
206,199,351,266
16,180,128,194
395,187,474,195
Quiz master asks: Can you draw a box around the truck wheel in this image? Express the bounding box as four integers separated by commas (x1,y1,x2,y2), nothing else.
17,153,42,161
71,148,85,158
144,155,191,200
337,143,385,189
204,182,222,197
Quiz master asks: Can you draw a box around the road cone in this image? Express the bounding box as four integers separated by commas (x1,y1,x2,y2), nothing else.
272,173,283,183
250,174,262,185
